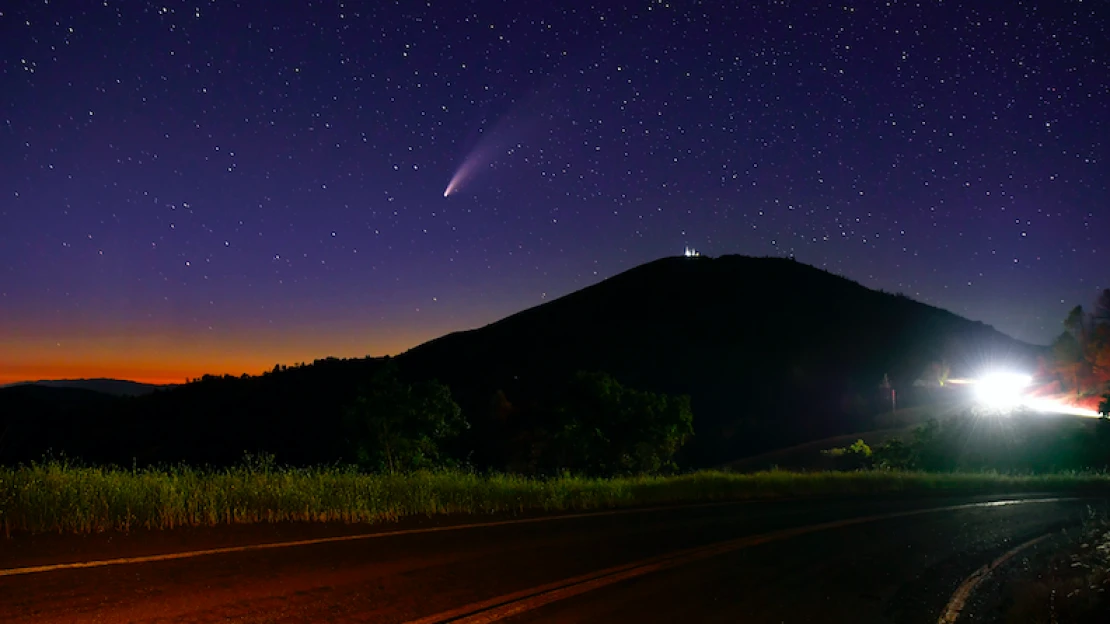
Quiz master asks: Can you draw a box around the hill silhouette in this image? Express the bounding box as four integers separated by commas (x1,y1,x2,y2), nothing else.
0,378,171,397
0,255,1040,468
398,255,1040,465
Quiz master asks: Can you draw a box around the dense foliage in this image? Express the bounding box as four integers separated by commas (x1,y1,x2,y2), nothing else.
343,364,467,473
539,371,693,476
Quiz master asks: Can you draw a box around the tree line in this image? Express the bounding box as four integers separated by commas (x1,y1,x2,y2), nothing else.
0,363,694,478
343,364,693,476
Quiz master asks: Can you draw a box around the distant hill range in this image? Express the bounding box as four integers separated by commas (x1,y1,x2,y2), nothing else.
0,255,1042,467
0,378,171,397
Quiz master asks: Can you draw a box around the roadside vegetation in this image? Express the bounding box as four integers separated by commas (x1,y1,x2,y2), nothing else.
5,460,1110,536
822,404,1110,474
997,509,1110,623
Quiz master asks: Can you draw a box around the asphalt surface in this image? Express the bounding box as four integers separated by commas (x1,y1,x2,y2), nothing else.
0,495,1100,623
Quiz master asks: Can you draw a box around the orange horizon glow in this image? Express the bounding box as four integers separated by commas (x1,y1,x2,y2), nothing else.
0,288,531,386
0,345,411,386
0,323,461,386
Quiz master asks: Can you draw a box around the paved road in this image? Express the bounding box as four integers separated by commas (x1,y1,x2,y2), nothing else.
0,495,1099,623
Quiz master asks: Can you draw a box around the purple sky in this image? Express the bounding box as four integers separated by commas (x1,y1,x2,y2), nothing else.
1,1,1107,382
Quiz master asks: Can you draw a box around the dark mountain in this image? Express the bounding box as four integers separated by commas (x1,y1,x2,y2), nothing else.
0,255,1041,468
1,378,171,397
398,255,1041,465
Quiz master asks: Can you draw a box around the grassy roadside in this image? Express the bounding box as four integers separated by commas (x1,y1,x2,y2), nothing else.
997,512,1110,623
3,461,1110,536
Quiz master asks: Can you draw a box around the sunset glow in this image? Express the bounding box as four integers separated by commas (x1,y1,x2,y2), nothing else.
0,322,453,385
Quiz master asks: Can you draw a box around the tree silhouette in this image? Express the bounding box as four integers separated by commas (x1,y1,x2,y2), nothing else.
1065,305,1087,339
344,364,467,473
1054,295,1110,395
1052,331,1085,395
1095,289,1110,324
547,371,694,475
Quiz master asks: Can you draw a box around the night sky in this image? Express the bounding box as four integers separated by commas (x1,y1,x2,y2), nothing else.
1,1,1107,384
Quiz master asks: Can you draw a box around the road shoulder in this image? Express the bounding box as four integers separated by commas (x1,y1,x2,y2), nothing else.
962,505,1110,623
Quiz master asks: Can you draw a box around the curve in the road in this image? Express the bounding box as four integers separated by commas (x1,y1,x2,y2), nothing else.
936,531,1057,624
407,498,1077,624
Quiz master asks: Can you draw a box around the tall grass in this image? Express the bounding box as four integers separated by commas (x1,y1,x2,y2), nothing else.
2,461,1109,536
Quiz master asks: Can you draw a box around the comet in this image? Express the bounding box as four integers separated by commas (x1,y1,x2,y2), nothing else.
443,147,489,197
442,89,556,198
442,127,515,198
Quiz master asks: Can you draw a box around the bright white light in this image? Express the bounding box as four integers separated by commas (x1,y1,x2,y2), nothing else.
973,372,1032,409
